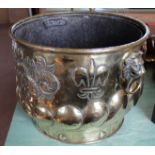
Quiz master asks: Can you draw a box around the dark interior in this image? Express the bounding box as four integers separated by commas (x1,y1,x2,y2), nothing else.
13,13,146,48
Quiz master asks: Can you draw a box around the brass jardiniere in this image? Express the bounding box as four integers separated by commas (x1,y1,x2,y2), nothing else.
10,12,150,144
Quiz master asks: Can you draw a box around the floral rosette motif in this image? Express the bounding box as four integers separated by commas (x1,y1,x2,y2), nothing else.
13,46,60,109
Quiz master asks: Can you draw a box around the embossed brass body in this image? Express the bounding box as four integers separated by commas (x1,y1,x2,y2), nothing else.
10,12,150,144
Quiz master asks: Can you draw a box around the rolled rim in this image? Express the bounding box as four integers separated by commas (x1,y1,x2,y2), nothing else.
9,12,150,55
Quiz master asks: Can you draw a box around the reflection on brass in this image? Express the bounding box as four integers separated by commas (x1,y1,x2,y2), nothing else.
10,12,150,144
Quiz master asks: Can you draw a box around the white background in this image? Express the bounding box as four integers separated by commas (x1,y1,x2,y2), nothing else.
0,146,155,155
0,0,155,8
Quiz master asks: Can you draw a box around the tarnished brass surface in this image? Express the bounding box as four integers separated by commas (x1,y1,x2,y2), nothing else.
10,12,150,144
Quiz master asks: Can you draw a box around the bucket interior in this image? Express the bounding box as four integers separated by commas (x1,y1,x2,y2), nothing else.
13,13,146,49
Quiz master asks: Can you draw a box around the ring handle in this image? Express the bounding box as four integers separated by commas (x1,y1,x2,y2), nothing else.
125,77,143,94
122,51,145,95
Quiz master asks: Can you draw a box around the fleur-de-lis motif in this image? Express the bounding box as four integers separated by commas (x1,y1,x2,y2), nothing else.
72,59,109,100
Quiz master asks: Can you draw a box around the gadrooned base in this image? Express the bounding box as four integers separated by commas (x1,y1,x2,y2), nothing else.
32,108,125,144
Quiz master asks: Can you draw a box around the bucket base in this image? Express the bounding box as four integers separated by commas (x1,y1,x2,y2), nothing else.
32,108,125,144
